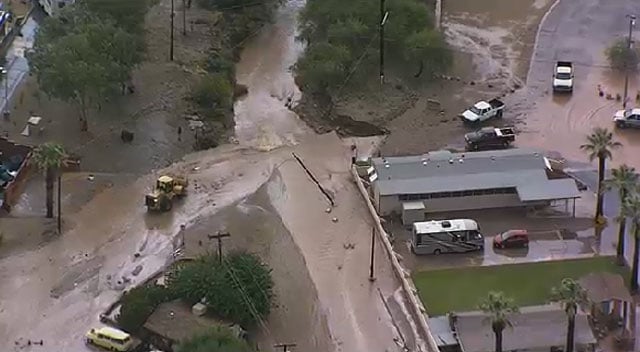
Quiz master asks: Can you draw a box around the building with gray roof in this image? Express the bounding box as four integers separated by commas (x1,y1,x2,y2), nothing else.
370,148,580,218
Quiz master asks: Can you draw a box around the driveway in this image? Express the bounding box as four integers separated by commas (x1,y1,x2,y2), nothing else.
508,0,640,167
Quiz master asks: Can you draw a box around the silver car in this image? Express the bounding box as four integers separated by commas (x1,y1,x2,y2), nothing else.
614,108,640,128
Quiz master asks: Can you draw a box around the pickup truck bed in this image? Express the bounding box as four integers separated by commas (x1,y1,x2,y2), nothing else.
488,98,505,110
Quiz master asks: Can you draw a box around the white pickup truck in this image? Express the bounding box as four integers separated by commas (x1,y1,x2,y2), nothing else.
459,98,505,123
552,61,574,93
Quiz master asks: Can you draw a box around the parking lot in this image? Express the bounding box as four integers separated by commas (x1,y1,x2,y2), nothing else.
386,207,598,271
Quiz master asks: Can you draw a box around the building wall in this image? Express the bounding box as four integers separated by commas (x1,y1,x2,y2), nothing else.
379,193,539,215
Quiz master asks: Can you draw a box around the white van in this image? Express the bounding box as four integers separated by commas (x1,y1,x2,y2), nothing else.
411,219,484,255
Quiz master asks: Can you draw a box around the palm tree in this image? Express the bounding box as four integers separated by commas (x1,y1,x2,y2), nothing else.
478,291,519,352
603,164,638,265
550,278,588,352
622,191,640,292
32,143,67,218
580,127,622,224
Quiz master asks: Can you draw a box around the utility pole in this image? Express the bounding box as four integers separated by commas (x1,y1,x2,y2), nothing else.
57,173,62,234
209,231,230,264
623,14,636,109
170,0,175,61
369,228,376,281
379,0,387,85
182,0,187,36
274,343,296,352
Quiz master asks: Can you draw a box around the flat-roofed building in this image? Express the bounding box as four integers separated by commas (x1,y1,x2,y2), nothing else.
371,148,580,218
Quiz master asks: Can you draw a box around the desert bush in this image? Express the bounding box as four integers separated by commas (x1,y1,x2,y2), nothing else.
175,326,252,352
117,285,174,333
191,74,233,110
606,39,640,71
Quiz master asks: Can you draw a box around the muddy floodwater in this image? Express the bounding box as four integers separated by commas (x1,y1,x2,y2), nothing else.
233,0,311,150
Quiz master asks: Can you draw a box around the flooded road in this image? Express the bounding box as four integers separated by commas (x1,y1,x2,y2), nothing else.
233,0,311,150
509,0,640,168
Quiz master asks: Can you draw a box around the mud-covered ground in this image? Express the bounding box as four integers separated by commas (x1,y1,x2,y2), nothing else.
294,0,555,155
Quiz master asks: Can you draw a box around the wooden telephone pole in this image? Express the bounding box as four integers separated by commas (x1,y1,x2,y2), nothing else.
169,0,175,61
274,343,296,352
209,231,230,264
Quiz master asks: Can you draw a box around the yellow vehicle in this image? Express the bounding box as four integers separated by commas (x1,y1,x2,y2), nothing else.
145,175,188,212
85,326,134,351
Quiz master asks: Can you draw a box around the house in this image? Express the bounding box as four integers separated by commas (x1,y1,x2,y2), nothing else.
0,137,32,213
38,0,74,16
450,304,597,352
370,148,581,219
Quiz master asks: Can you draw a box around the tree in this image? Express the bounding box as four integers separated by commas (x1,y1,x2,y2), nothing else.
603,164,638,265
622,192,640,292
175,326,252,352
478,291,519,352
117,285,173,333
32,143,66,218
80,0,152,33
580,127,622,224
550,278,588,352
296,0,451,94
606,39,640,71
168,252,274,326
29,7,143,131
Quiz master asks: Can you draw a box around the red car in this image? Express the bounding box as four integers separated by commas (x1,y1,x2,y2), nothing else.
493,230,529,249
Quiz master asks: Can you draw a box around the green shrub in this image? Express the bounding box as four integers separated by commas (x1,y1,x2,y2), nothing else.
204,50,235,78
117,285,173,333
175,326,252,352
191,74,233,110
606,39,640,71
168,252,274,327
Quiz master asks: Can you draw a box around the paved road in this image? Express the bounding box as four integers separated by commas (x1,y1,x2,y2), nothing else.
509,0,640,167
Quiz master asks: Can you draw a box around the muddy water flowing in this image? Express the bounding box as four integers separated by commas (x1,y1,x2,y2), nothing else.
233,0,311,150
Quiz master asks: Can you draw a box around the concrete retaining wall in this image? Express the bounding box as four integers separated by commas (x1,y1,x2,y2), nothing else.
351,167,440,352
434,0,442,30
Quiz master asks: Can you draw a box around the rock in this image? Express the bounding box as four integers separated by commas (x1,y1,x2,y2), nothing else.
132,265,143,276
233,84,248,98
469,81,475,86
488,84,494,88
332,217,338,223
133,252,140,258
120,129,134,143
325,207,332,213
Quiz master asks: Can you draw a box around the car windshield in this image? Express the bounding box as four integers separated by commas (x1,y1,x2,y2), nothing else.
500,231,513,240
556,72,571,80
470,106,482,115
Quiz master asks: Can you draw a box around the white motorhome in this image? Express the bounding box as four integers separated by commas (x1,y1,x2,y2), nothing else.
411,219,484,255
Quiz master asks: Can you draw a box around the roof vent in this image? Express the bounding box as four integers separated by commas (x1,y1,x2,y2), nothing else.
491,156,496,161
458,158,464,163
382,157,388,163
448,159,454,164
422,161,428,166
441,220,452,228
461,154,465,158
384,164,390,168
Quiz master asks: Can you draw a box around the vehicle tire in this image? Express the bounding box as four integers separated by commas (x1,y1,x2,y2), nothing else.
86,338,93,345
496,110,503,118
616,122,626,129
503,141,510,148
523,241,529,248
472,144,479,151
433,249,442,255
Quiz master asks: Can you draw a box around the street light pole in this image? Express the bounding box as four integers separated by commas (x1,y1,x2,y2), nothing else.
170,0,175,61
379,0,387,85
182,0,187,36
57,173,62,234
623,14,636,109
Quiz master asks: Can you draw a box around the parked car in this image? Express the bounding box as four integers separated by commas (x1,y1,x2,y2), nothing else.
492,229,529,249
459,98,505,123
552,61,574,93
86,327,137,351
464,126,516,151
613,108,640,129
